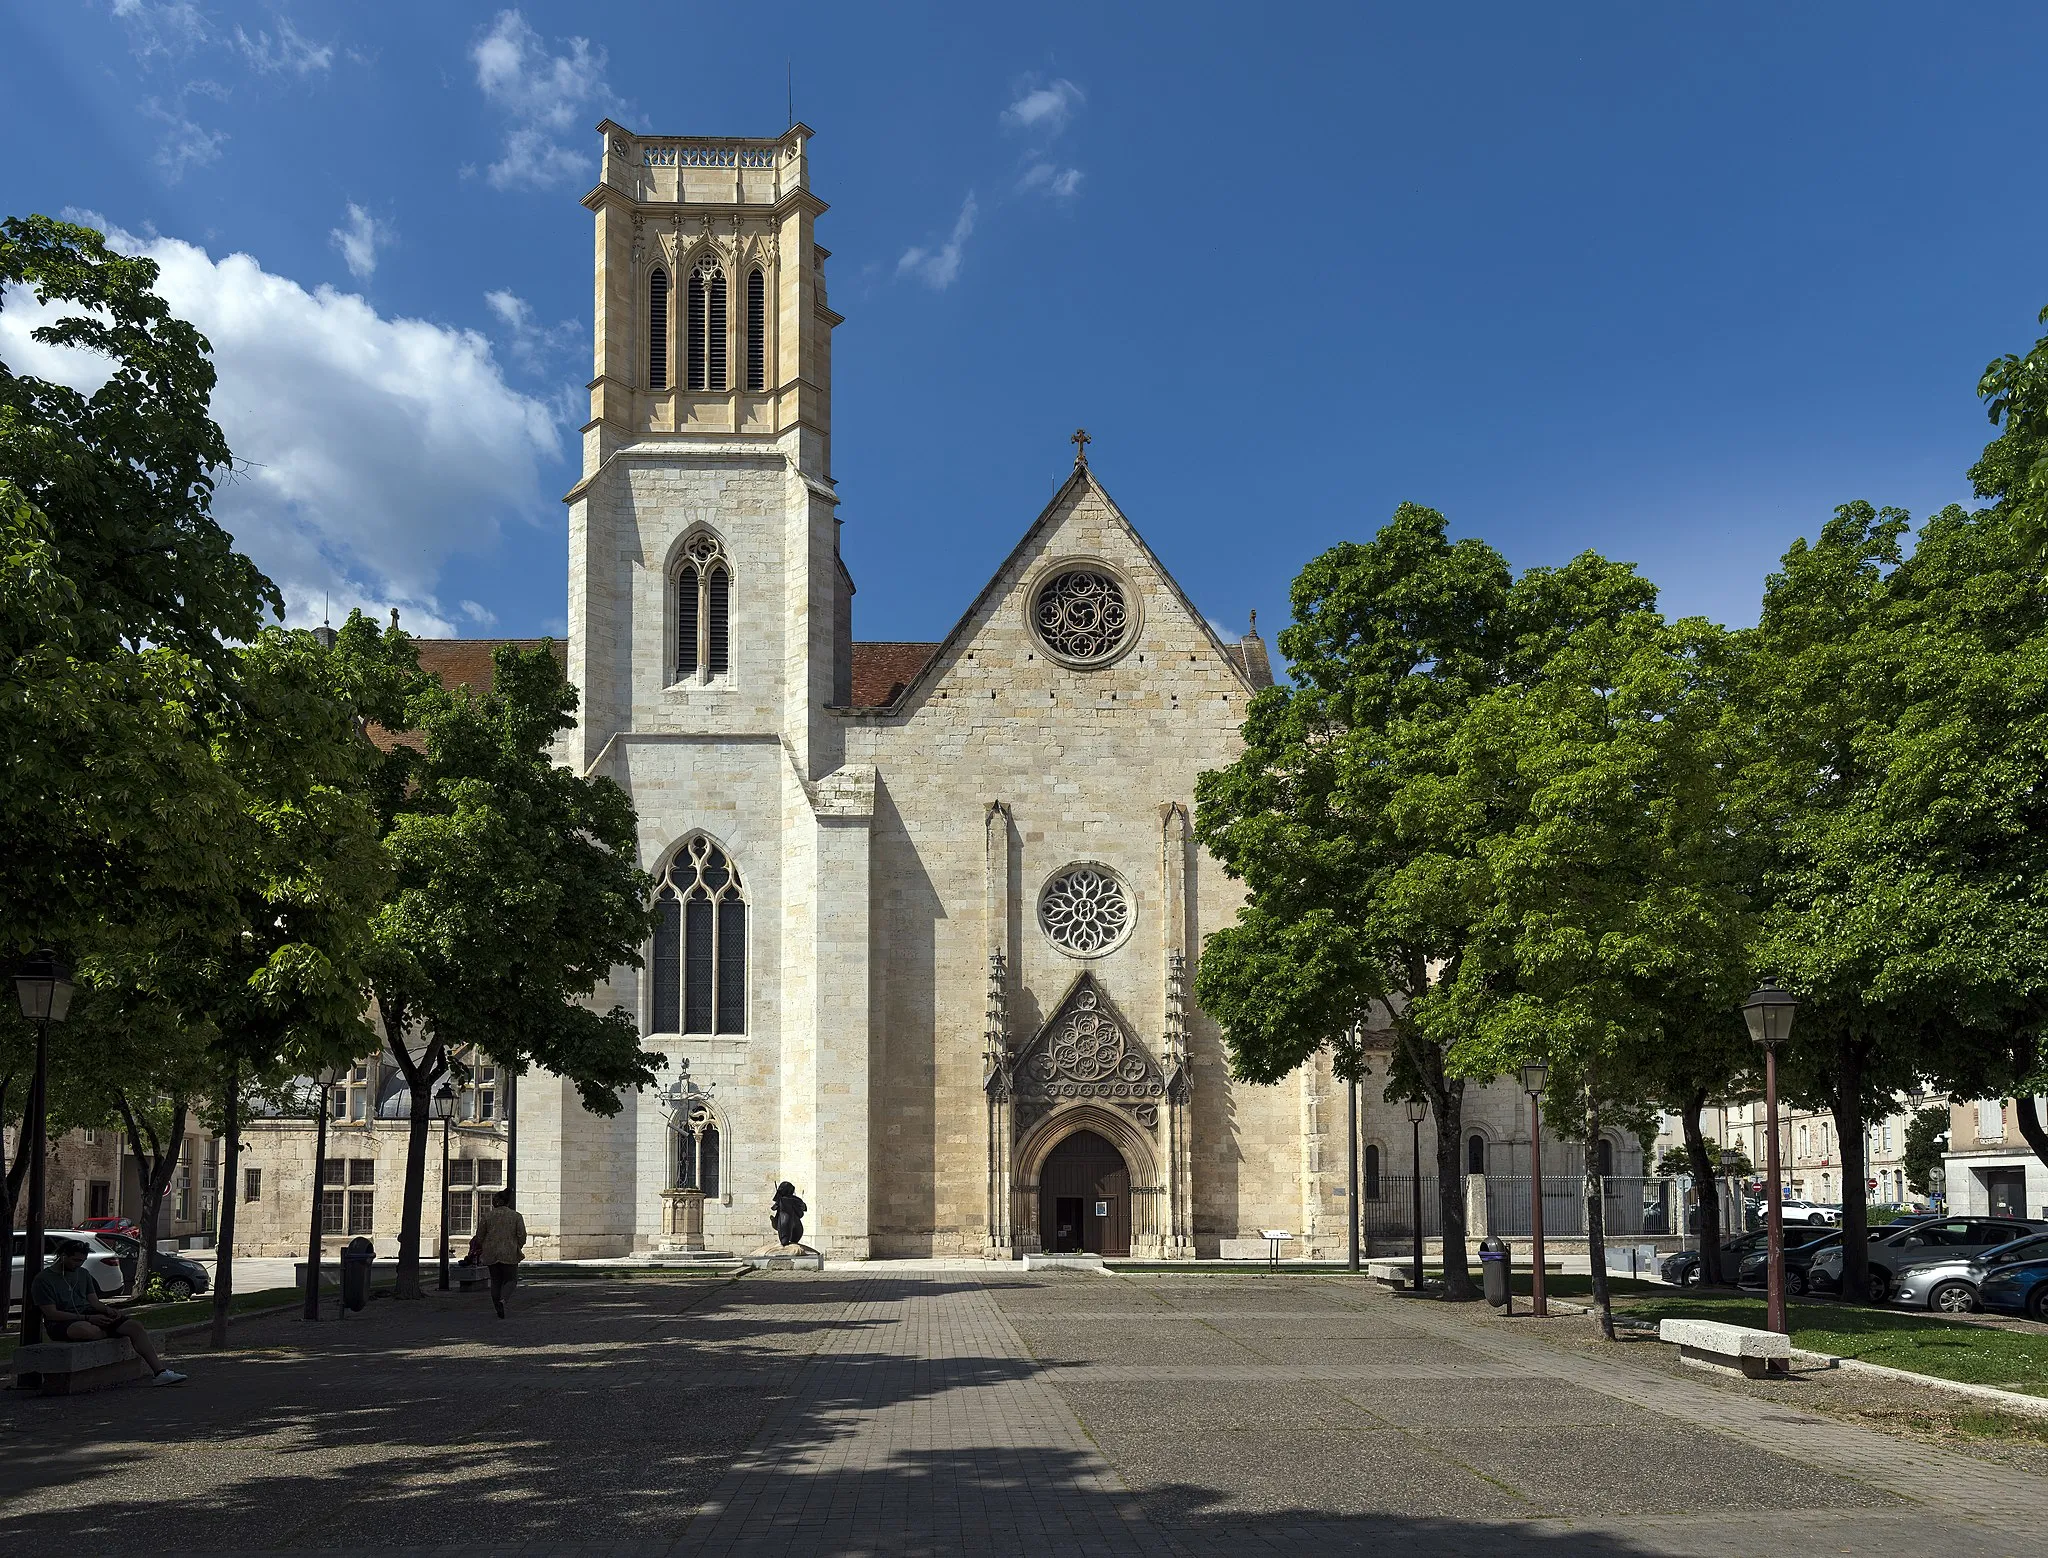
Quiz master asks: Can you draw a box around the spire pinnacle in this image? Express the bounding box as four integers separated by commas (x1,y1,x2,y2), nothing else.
1071,427,1091,469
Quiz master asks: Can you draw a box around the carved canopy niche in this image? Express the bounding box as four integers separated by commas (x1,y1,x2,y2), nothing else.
1013,975,1165,1109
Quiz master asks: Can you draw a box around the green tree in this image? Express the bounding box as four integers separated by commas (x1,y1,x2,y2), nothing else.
367,642,660,1300
1902,1106,1949,1197
1444,556,1750,1333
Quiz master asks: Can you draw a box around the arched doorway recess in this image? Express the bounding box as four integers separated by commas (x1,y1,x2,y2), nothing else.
1038,1129,1132,1256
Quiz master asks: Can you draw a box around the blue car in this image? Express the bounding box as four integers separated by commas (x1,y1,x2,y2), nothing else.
1975,1257,2048,1323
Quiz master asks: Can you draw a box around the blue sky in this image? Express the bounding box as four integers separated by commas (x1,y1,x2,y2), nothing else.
5,3,2046,646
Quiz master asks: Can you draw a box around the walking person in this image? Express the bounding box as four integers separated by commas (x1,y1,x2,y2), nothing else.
474,1190,526,1319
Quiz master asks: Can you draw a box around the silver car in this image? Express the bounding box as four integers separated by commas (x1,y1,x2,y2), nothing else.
1890,1230,2048,1314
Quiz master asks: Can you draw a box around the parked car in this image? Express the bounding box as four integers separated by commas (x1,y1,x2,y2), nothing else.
1808,1217,2048,1301
80,1216,143,1242
1976,1258,2048,1323
92,1232,210,1299
1889,1231,2048,1314
7,1231,127,1306
1735,1230,1844,1296
1776,1199,1841,1227
1662,1229,1772,1287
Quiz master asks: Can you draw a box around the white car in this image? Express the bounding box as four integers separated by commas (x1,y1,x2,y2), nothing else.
1774,1200,1841,1228
8,1230,128,1305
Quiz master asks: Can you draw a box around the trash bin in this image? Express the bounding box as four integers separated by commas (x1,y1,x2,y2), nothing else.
339,1237,376,1314
1479,1236,1512,1309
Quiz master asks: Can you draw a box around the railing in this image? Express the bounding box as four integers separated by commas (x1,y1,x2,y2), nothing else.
643,143,787,168
1358,1174,1442,1240
1485,1175,1677,1238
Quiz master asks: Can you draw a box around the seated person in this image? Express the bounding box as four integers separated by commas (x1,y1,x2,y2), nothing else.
32,1239,187,1386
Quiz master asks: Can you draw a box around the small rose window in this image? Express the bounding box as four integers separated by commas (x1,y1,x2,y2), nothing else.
1039,865,1133,957
1033,569,1130,664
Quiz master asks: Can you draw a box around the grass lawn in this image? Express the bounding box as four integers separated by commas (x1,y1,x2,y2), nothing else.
1617,1293,2048,1395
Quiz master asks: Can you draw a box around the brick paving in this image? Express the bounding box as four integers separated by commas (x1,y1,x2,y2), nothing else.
1,1268,2041,1555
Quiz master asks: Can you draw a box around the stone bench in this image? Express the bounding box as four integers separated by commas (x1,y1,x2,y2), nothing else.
12,1332,168,1396
1659,1317,1792,1378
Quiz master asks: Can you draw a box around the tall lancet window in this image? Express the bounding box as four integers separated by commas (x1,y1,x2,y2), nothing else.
687,252,727,391
674,532,731,682
648,267,670,389
650,836,747,1035
745,267,766,391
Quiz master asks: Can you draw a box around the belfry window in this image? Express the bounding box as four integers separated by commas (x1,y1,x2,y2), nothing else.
650,836,747,1035
745,267,766,391
674,532,732,682
687,252,726,391
648,267,669,389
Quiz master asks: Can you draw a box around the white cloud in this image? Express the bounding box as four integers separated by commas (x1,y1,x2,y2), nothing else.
0,221,562,637
484,287,580,371
1019,162,1084,199
233,19,333,75
111,0,209,63
329,204,389,281
140,97,226,180
1002,77,1084,136
471,10,610,191
459,600,499,628
897,193,978,291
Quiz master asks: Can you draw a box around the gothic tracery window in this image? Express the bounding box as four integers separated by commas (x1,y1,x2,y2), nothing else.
674,532,732,682
1032,569,1131,665
687,251,727,391
651,836,747,1035
648,266,670,390
1039,864,1133,957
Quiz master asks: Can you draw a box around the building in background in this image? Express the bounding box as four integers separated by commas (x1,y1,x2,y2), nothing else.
1943,1096,2048,1221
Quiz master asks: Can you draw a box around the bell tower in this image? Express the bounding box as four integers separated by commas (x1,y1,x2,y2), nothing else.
581,120,839,481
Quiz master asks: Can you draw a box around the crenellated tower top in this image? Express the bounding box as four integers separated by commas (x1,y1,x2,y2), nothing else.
580,120,838,480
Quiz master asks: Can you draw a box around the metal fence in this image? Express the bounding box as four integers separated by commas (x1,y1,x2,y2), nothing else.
1358,1174,1442,1241
1485,1175,1677,1239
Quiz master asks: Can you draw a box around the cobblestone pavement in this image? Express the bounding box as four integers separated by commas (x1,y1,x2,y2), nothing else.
1,1269,2041,1555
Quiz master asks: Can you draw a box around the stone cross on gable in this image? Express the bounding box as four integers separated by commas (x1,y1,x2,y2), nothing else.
1071,427,1090,468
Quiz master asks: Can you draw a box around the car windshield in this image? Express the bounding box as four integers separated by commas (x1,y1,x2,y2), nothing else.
1985,1235,2048,1266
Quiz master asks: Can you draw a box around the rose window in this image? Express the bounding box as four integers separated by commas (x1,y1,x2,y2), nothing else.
1033,569,1130,664
1039,866,1132,957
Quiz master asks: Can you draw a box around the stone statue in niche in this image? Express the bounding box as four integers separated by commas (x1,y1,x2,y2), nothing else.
770,1181,807,1248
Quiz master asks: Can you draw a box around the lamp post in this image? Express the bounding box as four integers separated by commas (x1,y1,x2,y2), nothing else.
1346,1038,1365,1274
1741,981,1799,1337
432,1080,457,1292
14,952,73,1348
303,1063,343,1321
1405,1098,1427,1292
1520,1062,1549,1319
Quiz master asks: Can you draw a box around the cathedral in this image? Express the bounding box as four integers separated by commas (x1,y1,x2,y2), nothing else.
237,122,1638,1265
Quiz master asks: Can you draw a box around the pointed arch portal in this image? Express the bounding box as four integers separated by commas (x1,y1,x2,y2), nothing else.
1037,1129,1131,1255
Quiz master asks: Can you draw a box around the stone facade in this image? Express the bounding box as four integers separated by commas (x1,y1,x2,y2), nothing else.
238,122,1635,1263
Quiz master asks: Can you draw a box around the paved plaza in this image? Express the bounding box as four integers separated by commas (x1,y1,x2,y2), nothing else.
1,1269,2041,1555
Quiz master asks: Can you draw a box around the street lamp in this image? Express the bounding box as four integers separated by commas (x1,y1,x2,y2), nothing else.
14,951,73,1348
432,1080,457,1292
1346,1039,1367,1274
1405,1098,1428,1292
1520,1062,1550,1319
1742,981,1799,1337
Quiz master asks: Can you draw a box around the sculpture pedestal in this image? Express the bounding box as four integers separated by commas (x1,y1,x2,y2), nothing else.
657,1188,706,1252
747,1242,824,1271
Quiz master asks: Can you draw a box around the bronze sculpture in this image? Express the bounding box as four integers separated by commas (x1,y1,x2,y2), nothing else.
771,1181,806,1248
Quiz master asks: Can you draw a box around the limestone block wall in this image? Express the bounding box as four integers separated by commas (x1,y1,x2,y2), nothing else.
845,475,1297,1255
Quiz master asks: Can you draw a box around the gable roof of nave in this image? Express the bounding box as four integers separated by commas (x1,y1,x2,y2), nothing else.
834,464,1272,716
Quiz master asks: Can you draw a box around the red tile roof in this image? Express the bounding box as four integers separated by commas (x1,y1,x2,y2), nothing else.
849,641,939,708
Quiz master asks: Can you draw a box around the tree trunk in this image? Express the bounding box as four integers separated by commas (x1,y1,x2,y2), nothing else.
1408,1035,1472,1299
1679,1089,1722,1284
1830,1035,1869,1303
2016,1094,2048,1176
115,1093,187,1301
210,1065,240,1348
1584,1092,1615,1340
381,1009,444,1302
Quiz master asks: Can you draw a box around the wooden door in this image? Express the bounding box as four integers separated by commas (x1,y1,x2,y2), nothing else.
1040,1129,1131,1257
